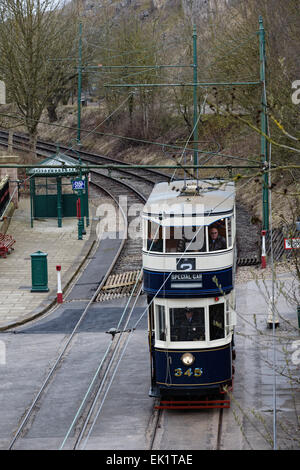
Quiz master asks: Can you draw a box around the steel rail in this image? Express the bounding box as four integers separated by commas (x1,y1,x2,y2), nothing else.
0,128,264,168
0,130,172,181
72,282,144,450
7,168,149,450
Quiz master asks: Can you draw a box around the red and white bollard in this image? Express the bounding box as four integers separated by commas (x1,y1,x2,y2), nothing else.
261,230,267,269
56,265,63,303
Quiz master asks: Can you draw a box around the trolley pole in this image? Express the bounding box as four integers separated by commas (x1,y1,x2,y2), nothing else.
192,25,198,175
259,16,269,230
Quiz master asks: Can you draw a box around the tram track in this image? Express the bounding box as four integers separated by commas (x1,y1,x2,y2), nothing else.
1,129,260,450
6,163,151,450
147,404,225,450
0,129,171,186
69,282,144,450
0,128,260,263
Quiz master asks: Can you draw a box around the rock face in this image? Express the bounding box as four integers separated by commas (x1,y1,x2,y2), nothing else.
81,0,229,17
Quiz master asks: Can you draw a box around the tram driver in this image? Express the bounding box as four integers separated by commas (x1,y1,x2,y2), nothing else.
177,308,205,341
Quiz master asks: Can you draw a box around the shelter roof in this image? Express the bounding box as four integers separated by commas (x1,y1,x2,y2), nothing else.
26,152,89,177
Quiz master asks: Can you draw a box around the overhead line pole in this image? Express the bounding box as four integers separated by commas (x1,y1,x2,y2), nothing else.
259,16,269,230
59,19,267,222
77,22,82,145
193,25,199,176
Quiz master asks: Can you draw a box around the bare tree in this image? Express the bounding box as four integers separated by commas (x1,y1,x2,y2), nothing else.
0,0,78,154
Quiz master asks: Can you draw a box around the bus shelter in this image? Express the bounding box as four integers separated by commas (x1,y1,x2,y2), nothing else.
26,152,89,228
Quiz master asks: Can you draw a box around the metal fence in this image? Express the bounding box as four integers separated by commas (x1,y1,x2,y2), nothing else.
0,177,9,218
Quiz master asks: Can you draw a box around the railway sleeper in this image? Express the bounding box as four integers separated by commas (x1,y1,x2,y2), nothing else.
237,256,259,266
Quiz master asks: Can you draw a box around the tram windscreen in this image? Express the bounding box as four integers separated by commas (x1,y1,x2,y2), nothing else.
209,304,225,340
169,307,205,341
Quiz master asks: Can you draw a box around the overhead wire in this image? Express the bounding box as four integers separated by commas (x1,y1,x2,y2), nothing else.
0,112,262,164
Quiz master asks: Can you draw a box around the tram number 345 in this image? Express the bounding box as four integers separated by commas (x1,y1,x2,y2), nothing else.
174,367,203,377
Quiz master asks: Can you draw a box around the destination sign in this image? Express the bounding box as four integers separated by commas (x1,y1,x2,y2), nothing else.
171,272,203,289
143,267,233,297
171,273,202,281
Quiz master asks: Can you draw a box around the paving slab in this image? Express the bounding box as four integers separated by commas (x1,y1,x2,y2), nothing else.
0,197,97,330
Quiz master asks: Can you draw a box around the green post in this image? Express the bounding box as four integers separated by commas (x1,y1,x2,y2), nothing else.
29,177,35,228
85,173,89,227
31,251,49,292
76,159,85,239
57,176,62,228
77,22,82,145
259,16,269,230
192,25,198,175
78,197,83,240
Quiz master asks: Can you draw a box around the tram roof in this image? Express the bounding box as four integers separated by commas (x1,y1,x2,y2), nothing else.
143,179,235,217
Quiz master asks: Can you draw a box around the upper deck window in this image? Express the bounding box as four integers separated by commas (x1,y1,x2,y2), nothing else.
147,220,163,252
208,221,227,252
165,226,206,253
144,216,233,254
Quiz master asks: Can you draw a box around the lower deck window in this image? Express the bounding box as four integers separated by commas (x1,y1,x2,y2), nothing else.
209,304,225,340
170,307,205,341
156,305,166,341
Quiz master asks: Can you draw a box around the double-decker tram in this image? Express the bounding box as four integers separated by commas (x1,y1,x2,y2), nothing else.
142,179,236,408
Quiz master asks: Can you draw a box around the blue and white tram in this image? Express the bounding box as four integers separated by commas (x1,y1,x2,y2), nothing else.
142,180,236,403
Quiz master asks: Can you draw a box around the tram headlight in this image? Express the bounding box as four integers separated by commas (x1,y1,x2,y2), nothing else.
181,353,195,366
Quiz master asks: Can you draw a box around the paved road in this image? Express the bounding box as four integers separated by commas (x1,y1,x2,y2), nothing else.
0,274,299,450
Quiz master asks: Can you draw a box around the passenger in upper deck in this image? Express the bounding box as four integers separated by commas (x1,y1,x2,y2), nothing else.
208,225,226,251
